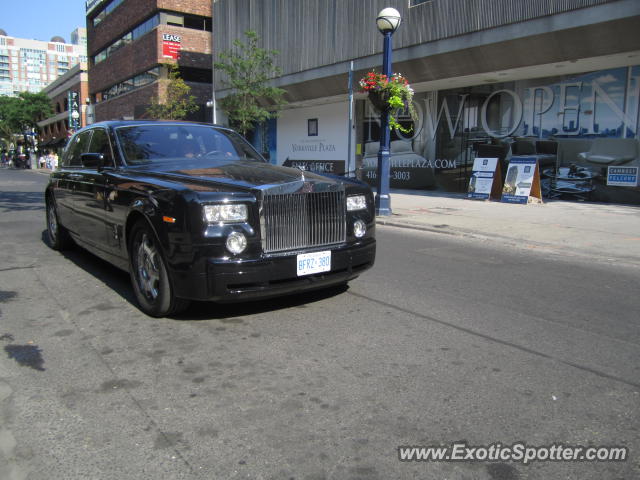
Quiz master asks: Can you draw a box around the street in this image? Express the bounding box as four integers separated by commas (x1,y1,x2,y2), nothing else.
0,168,638,480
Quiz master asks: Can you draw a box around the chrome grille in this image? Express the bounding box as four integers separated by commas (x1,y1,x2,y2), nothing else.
261,189,346,254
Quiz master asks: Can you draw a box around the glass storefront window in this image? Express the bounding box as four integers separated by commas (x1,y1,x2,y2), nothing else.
355,66,640,204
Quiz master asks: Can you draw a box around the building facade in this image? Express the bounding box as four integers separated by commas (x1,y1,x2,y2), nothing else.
86,0,212,122
37,63,90,153
213,0,640,204
0,29,86,97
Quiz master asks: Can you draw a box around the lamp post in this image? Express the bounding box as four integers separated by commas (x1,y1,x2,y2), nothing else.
209,54,217,124
206,99,217,124
375,7,401,216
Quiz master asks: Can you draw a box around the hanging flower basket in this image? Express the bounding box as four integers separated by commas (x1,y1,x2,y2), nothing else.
359,71,417,132
368,90,391,112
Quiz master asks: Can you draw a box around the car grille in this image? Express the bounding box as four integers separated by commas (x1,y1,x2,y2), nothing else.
261,189,346,254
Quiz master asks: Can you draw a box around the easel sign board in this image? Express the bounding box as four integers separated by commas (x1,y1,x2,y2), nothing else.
468,157,501,200
501,157,543,204
607,166,638,187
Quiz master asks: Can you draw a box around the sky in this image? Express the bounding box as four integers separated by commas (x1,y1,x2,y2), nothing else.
0,0,87,43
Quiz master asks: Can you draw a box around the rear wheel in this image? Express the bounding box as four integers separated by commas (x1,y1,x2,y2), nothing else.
128,220,189,317
46,198,73,250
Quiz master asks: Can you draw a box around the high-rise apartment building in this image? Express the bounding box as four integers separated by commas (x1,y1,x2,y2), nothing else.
0,29,87,97
71,28,88,49
86,0,212,122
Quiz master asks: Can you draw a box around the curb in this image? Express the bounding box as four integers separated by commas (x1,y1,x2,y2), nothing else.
31,169,53,176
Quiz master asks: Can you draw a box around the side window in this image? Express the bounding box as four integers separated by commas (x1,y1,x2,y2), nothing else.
88,128,114,166
64,131,92,167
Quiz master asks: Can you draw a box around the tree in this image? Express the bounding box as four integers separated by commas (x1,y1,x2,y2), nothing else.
0,97,19,149
214,30,287,136
145,63,200,120
0,121,14,151
0,92,52,133
0,92,52,150
18,92,54,130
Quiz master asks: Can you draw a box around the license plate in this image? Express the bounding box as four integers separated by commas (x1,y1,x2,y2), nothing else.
297,251,331,276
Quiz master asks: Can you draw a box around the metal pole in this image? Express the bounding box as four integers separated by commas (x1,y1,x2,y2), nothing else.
211,62,217,124
211,24,217,125
347,61,354,177
375,31,393,216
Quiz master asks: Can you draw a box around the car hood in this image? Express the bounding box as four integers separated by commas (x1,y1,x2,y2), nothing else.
125,159,346,190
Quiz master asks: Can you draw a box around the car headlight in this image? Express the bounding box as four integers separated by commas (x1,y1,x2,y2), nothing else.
204,204,248,223
347,195,367,211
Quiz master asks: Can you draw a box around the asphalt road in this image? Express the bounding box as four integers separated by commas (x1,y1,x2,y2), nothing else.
0,168,638,480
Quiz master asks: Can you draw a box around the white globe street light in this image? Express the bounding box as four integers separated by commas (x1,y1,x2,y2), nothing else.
376,7,402,34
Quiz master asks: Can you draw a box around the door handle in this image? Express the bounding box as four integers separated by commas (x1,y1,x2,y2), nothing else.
68,174,83,179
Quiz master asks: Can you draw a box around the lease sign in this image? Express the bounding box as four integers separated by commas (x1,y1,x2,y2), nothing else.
162,34,181,59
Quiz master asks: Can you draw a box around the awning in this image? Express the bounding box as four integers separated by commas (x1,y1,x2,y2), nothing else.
42,138,67,148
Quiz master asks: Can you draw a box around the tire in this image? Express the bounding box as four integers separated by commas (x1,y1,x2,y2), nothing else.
46,198,74,250
128,220,189,317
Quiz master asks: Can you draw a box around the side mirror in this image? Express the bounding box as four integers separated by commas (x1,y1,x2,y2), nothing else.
80,153,105,170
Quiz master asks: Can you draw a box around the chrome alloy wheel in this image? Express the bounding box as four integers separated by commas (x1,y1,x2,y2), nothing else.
135,232,160,300
47,203,58,243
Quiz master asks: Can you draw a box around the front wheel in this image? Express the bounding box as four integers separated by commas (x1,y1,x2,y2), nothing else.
128,220,189,317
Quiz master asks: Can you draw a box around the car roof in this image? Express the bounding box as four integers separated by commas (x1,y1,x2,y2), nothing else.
80,120,232,131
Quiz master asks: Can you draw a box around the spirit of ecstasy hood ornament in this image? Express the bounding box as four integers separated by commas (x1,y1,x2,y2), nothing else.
297,165,306,182
295,165,314,192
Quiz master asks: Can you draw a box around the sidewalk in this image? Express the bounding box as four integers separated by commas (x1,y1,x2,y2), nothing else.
379,190,640,266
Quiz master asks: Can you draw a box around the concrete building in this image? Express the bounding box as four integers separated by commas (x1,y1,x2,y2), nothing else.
0,28,87,97
213,0,640,204
86,0,212,122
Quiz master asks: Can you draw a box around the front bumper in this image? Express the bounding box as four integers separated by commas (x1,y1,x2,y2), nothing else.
172,238,376,302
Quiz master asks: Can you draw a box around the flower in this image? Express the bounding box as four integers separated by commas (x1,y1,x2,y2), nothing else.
359,71,416,133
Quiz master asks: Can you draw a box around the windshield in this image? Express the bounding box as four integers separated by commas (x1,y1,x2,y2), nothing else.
114,124,265,165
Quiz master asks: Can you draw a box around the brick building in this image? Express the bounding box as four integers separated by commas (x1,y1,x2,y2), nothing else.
86,0,212,122
37,62,90,152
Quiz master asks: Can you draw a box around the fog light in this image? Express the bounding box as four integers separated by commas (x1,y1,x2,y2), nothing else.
353,220,366,238
226,231,247,254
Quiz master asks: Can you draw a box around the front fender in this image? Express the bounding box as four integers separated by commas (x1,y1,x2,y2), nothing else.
124,193,193,267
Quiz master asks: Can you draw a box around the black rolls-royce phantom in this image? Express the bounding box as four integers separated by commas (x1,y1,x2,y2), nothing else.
45,121,376,317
